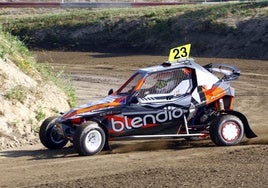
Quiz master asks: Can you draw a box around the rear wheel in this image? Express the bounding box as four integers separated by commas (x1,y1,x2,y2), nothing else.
39,116,68,149
210,115,244,146
73,122,106,156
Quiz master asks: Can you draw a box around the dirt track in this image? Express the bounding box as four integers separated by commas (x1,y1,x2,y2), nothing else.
0,52,267,187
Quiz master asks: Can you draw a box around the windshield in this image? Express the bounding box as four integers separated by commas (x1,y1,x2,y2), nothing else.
137,68,193,98
116,73,143,95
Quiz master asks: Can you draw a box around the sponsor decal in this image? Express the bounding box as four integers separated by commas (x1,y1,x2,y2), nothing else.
111,108,183,132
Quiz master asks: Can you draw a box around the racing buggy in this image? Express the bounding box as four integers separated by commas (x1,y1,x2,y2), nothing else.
39,58,257,156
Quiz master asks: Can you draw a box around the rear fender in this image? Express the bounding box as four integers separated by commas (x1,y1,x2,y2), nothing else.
223,110,257,138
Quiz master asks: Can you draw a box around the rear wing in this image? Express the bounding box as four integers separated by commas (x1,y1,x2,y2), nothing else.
203,63,240,82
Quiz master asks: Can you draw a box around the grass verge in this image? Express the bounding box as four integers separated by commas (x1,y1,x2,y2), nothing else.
0,30,76,107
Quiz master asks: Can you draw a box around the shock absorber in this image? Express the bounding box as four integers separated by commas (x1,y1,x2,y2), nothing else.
218,98,224,111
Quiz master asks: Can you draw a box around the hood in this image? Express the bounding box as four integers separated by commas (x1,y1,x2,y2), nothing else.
58,95,127,122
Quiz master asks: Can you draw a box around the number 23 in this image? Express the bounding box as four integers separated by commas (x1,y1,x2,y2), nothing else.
173,47,188,59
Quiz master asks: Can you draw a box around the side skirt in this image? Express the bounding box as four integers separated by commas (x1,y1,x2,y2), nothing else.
111,133,206,141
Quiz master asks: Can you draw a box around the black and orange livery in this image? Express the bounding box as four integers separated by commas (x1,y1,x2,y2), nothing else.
39,58,257,156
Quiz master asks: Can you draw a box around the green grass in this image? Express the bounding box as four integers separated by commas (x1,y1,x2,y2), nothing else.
5,85,27,104
35,107,46,121
2,5,189,35
4,2,267,33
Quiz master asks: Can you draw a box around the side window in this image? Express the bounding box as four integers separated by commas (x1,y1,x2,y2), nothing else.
117,73,143,95
137,68,192,99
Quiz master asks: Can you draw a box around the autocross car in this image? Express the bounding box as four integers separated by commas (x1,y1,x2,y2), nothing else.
39,58,257,156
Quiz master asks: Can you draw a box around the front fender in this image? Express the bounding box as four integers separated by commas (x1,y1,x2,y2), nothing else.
91,117,111,150
223,110,257,138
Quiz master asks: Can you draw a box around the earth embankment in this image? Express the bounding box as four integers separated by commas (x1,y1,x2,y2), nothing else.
0,32,71,150
4,1,268,59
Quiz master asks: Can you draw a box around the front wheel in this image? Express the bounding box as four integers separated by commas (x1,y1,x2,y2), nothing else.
39,116,68,149
210,115,244,146
73,122,106,156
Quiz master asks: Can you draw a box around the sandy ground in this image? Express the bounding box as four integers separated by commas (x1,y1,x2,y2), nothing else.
0,51,267,187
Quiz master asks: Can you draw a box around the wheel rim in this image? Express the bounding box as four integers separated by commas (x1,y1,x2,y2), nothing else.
50,126,65,144
84,130,102,153
221,121,241,142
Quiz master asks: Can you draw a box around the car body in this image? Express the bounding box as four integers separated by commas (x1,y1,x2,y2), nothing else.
39,58,257,156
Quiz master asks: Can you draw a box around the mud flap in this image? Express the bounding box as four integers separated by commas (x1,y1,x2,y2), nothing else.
224,110,257,138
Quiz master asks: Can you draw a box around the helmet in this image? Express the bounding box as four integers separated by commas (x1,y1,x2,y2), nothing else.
154,72,176,93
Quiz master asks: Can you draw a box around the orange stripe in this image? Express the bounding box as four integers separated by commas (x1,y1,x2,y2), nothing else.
63,102,121,119
204,86,225,104
134,78,145,91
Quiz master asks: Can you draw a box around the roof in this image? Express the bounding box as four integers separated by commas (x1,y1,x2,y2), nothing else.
138,58,200,74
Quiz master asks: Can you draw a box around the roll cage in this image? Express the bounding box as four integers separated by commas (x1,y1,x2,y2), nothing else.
113,59,240,106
